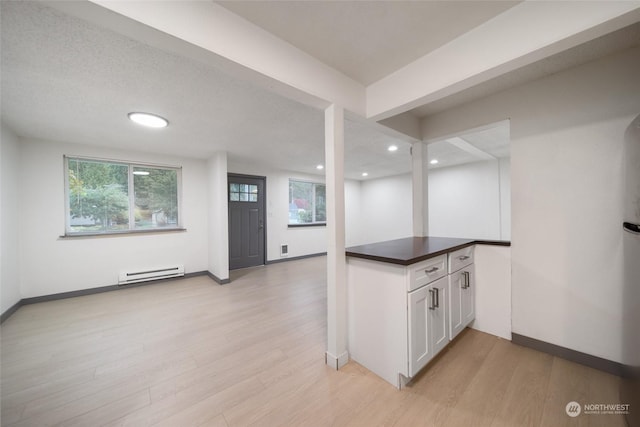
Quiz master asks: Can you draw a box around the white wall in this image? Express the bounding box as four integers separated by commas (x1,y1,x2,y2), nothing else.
1,123,22,314
228,160,327,261
357,174,413,245
473,245,511,340
228,159,364,259
18,138,209,298
421,46,640,363
344,179,362,247
499,159,511,240
351,159,512,247
429,159,509,240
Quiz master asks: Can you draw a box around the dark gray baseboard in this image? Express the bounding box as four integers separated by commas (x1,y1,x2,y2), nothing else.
0,270,221,324
22,284,120,305
266,252,327,265
511,333,624,376
206,271,230,285
0,300,22,324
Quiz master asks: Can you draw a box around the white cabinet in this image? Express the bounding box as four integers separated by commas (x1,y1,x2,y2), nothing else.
408,276,449,376
347,252,459,388
408,254,447,291
448,247,476,340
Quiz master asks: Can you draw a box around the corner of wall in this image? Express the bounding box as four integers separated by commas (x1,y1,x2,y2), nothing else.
0,122,23,313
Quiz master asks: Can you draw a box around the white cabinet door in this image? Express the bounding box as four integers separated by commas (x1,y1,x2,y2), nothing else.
462,266,475,327
408,284,431,377
430,277,449,355
449,270,464,339
408,276,449,377
449,265,475,340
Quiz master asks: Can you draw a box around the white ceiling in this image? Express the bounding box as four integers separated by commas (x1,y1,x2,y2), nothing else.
216,1,519,85
0,1,413,180
1,1,636,181
411,20,640,118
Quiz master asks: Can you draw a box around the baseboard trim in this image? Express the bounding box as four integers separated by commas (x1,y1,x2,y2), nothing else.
207,271,230,285
325,350,349,370
1,270,217,323
266,252,327,265
22,285,119,305
0,300,23,324
511,333,624,376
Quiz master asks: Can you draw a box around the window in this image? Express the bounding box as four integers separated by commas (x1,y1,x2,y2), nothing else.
65,156,181,235
288,179,326,225
229,183,258,202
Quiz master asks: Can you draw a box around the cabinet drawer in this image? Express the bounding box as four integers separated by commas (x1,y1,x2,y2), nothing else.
448,246,474,273
408,254,447,291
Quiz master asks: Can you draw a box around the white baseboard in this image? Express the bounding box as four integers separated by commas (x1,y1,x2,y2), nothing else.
325,350,349,370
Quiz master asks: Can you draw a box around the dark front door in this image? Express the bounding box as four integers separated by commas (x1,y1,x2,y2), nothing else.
228,174,266,270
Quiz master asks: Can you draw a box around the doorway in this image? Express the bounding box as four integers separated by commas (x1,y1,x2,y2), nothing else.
228,174,266,270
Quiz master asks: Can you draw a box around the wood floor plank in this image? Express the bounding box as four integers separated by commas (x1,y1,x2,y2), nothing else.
490,346,554,427
152,376,264,427
1,257,628,427
439,337,521,427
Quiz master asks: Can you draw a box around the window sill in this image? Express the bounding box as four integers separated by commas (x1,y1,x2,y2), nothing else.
288,223,327,228
59,228,187,239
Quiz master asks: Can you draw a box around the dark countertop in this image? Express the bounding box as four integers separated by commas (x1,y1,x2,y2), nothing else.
346,236,510,266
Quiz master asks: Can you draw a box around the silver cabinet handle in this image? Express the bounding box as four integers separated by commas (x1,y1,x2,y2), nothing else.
458,255,470,261
462,271,471,289
425,267,439,274
428,289,435,310
434,287,439,308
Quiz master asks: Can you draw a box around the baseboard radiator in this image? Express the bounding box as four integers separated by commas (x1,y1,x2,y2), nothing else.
118,265,184,285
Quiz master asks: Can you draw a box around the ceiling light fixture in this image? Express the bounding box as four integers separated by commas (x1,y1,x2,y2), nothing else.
388,145,398,152
430,159,439,165
128,112,168,128
362,172,368,177
316,164,324,170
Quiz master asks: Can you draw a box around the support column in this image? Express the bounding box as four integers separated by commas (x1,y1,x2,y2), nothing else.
325,104,348,369
207,151,229,283
411,142,429,237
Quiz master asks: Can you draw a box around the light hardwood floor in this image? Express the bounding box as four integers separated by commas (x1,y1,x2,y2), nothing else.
1,257,626,426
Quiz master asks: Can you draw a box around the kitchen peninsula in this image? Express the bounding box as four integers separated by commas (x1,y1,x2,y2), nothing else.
346,236,510,388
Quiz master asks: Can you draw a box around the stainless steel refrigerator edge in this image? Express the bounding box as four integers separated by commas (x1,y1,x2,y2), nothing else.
622,113,640,427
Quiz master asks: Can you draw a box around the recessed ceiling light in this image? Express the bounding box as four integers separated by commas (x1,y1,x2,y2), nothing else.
128,112,168,128
316,164,324,170
362,172,368,177
388,145,398,152
430,159,439,165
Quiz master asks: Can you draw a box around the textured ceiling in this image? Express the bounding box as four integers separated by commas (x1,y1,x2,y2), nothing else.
2,1,633,182
216,1,519,85
0,1,412,181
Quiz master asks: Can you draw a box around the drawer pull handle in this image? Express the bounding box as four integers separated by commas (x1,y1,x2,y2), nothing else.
425,267,439,274
428,289,436,310
458,255,470,261
434,287,440,308
462,271,470,289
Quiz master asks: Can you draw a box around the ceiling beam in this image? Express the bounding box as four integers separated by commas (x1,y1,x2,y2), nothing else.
445,137,496,161
366,1,640,121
